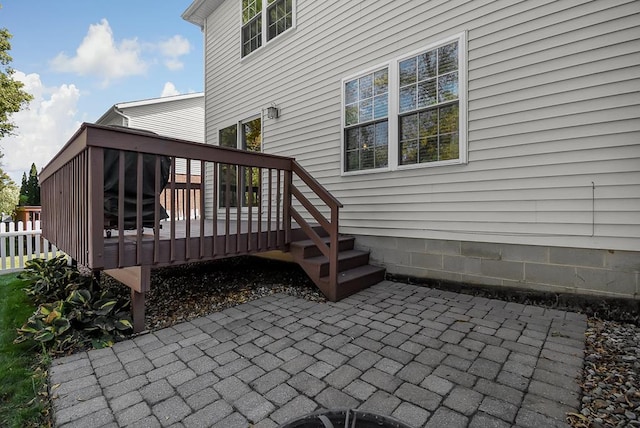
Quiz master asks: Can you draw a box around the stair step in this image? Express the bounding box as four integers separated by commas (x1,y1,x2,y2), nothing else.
302,249,370,277
290,235,355,258
319,264,386,301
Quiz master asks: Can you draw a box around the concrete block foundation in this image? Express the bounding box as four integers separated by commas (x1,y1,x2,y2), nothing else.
354,235,639,299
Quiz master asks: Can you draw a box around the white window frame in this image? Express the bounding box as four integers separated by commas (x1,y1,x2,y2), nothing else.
240,0,297,59
341,32,467,176
340,62,392,175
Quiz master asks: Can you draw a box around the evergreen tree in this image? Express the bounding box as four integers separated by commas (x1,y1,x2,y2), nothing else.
26,162,39,205
18,171,27,205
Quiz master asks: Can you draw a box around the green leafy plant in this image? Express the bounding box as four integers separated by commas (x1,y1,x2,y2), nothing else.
15,257,133,354
15,288,133,354
18,256,94,304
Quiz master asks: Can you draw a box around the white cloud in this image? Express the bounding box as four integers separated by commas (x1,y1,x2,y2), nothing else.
1,71,82,183
158,35,192,71
160,82,181,97
50,19,147,85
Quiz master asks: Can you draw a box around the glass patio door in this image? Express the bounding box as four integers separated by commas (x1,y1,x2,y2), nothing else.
218,117,262,208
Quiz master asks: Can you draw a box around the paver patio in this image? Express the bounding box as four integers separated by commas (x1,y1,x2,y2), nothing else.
49,280,587,428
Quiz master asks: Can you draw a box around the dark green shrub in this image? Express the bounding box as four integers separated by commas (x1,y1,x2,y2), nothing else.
15,258,133,354
18,256,94,304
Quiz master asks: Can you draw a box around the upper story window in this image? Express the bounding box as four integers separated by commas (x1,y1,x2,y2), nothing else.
342,33,466,174
242,0,294,57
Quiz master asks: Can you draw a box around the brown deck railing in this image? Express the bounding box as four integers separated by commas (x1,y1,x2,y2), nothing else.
39,123,342,292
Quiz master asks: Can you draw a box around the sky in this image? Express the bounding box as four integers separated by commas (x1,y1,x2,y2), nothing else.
0,0,204,183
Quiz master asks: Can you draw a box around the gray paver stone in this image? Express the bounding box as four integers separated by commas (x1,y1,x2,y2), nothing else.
305,360,335,379
58,408,114,428
115,401,152,426
444,386,484,416
110,390,144,413
213,376,251,401
176,371,218,397
287,372,326,397
265,383,298,406
152,396,192,427
251,368,291,394
516,408,567,428
234,391,276,422
421,374,454,396
124,357,155,377
392,402,431,427
475,378,524,406
343,379,377,401
316,387,360,409
212,412,248,428
184,387,218,411
469,412,512,428
141,379,174,405
324,364,362,389
270,396,318,425
361,368,403,394
281,353,316,374
425,407,469,428
55,395,108,426
359,390,401,416
183,399,233,428
396,382,442,411
468,358,502,380
479,396,519,423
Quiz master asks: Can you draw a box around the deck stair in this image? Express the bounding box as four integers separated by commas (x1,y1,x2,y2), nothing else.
290,235,385,301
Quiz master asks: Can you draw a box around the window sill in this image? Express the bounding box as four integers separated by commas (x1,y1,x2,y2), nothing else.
240,26,297,63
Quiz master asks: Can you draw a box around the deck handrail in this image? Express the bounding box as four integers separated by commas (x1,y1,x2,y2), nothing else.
40,122,343,293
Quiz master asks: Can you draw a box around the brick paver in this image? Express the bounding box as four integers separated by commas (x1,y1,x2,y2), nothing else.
49,280,587,427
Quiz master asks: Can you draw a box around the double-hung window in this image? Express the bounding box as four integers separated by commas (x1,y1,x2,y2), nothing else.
344,68,389,172
242,0,294,57
342,33,466,174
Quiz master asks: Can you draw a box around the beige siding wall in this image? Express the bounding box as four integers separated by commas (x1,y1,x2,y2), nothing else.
124,97,205,144
123,97,205,176
202,0,640,252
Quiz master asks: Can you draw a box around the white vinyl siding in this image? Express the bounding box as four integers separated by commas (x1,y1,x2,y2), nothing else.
121,97,204,176
201,0,640,252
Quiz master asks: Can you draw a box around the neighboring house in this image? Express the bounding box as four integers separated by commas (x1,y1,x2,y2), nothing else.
96,93,205,220
182,0,640,299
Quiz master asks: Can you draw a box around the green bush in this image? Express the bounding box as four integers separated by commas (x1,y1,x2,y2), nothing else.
18,256,94,304
15,258,133,354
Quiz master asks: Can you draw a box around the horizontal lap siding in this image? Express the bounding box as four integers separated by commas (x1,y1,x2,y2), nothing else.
125,98,205,175
203,0,640,251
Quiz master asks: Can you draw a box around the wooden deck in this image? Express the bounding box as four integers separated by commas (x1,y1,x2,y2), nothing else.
39,123,385,332
103,219,313,268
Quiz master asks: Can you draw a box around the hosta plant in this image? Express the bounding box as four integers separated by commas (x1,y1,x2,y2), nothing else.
18,256,94,304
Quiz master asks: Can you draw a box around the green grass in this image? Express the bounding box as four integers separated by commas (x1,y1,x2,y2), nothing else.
0,273,49,428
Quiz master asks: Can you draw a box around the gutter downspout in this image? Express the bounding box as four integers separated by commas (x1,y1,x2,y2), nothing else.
113,106,131,127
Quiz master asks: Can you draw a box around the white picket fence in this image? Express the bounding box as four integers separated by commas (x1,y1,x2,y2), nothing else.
0,221,65,273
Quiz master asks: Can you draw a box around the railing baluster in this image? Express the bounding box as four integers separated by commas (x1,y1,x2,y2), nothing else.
236,166,242,254
267,169,272,250
199,160,205,259
257,167,262,251
136,153,144,265
225,164,231,255
213,162,218,257
118,151,125,268
170,156,176,262
283,170,292,246
154,156,161,264
247,166,252,253
276,170,281,248
185,159,191,260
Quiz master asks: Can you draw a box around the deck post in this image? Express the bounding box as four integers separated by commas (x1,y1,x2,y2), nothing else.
104,265,151,333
